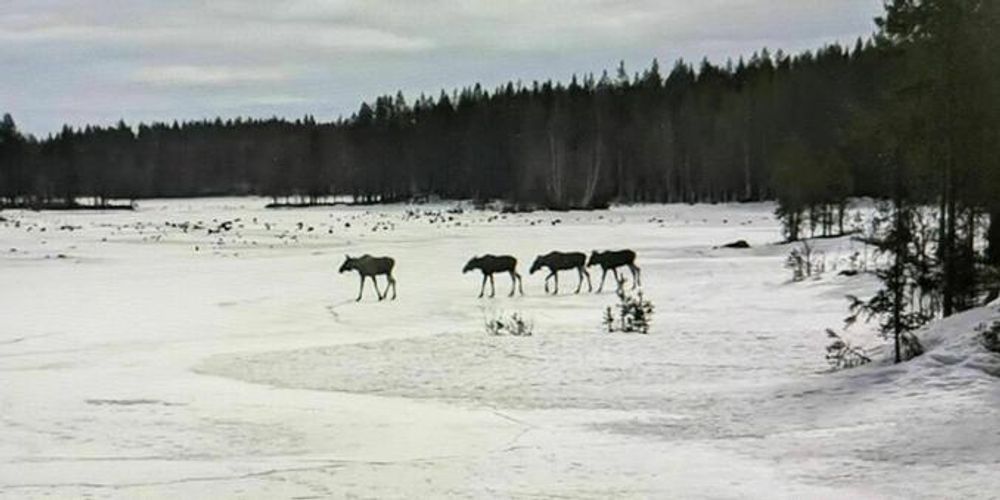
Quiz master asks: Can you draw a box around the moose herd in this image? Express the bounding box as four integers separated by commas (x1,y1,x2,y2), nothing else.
339,250,640,301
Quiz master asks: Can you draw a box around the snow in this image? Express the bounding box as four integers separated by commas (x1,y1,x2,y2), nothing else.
1,198,998,499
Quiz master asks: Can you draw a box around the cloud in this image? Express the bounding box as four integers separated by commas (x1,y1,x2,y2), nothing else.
0,1,873,56
0,20,432,56
0,0,883,136
245,95,311,106
131,65,295,87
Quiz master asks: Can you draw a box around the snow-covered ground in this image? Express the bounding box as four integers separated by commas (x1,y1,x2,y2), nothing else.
1,198,997,499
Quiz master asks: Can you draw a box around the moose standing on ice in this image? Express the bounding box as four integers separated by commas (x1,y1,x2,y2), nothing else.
588,249,641,292
530,251,592,295
463,254,524,298
339,254,397,301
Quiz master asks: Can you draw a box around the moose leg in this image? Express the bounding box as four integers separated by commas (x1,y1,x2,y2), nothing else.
387,273,397,300
612,268,622,291
479,274,488,298
597,268,608,292
356,275,366,301
374,275,386,301
508,271,519,297
630,265,641,288
543,271,551,293
577,267,592,293
517,272,524,296
489,274,496,298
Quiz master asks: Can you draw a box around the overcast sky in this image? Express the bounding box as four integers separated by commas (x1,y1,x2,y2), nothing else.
2,0,883,137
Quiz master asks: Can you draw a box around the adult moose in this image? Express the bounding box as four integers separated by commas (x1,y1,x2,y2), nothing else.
463,255,524,298
530,251,592,295
588,249,641,292
339,254,397,301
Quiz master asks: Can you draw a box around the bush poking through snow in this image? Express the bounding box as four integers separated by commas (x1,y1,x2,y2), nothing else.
846,293,927,363
603,288,654,334
837,245,873,277
484,311,534,337
786,240,825,281
824,329,872,370
900,332,925,360
977,321,1000,353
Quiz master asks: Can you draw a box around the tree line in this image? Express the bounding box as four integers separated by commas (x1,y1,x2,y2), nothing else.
3,36,894,211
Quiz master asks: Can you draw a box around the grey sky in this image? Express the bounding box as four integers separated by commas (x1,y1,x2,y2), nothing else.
2,0,883,137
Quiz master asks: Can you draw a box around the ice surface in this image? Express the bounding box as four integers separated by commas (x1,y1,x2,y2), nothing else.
1,198,997,498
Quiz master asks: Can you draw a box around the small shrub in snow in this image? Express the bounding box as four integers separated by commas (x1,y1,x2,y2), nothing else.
786,240,825,282
484,311,533,337
900,332,925,359
846,293,927,363
603,288,654,334
976,321,1000,353
838,247,871,277
824,329,872,370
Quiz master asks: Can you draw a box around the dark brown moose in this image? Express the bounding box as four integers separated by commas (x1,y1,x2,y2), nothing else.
339,254,397,301
463,255,524,298
588,249,641,292
530,251,592,295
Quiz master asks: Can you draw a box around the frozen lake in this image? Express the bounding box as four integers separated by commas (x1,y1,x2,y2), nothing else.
1,198,997,498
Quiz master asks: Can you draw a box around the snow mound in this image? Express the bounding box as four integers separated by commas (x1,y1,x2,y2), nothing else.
866,303,1000,379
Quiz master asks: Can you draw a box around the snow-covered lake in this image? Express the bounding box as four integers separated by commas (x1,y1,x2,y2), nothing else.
1,198,997,498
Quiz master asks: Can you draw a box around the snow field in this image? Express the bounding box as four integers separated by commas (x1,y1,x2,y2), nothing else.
1,198,997,498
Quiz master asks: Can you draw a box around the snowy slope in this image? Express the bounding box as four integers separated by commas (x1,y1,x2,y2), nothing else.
1,198,997,499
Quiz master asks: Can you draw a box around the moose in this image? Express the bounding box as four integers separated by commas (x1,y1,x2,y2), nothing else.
588,249,641,292
339,254,397,301
463,254,524,298
530,251,592,295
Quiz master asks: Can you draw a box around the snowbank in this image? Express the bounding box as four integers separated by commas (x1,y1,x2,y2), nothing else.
901,303,1000,377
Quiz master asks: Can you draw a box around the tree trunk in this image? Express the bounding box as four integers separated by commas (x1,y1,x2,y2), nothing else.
742,133,752,201
988,207,1000,267
616,148,624,201
892,202,905,364
547,129,561,207
943,196,957,317
582,132,602,208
